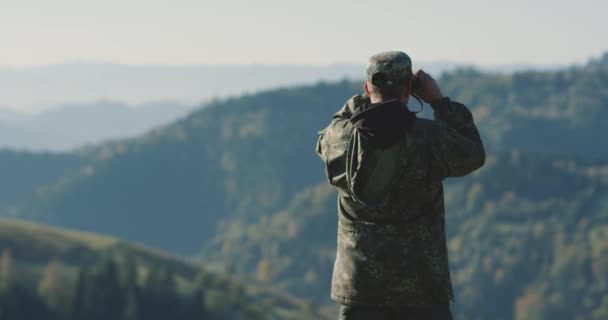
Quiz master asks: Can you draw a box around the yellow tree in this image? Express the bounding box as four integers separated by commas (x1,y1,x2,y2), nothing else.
256,259,273,283
0,248,14,291
37,258,73,317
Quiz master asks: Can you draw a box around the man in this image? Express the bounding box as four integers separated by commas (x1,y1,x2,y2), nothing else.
316,51,485,319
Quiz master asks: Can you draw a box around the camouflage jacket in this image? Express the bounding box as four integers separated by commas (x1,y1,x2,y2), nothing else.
316,94,485,307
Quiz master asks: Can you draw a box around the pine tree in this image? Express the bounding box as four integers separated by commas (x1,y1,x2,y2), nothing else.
119,257,141,320
93,258,125,320
70,265,90,320
2,286,57,320
122,290,141,320
141,265,177,320
71,258,125,320
179,288,207,320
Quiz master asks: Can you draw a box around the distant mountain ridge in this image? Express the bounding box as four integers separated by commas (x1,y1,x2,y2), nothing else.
0,61,565,112
0,58,585,151
0,63,364,111
0,101,190,151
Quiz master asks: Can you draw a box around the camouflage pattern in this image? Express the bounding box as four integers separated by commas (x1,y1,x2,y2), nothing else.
316,94,485,307
366,51,413,89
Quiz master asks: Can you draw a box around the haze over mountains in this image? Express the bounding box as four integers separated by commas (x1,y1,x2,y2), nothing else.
0,60,574,151
0,63,366,111
1,61,570,112
0,101,190,151
0,63,404,150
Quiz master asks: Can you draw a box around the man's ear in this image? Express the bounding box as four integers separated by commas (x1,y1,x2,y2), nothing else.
364,81,370,95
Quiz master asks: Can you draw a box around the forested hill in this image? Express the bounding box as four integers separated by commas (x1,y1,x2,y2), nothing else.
207,153,608,319
3,61,607,253
441,65,607,158
0,219,328,320
2,81,363,252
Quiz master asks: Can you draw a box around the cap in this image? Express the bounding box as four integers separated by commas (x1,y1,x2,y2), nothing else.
366,51,413,89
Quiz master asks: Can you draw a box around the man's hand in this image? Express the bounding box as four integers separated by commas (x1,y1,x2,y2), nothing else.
412,69,444,104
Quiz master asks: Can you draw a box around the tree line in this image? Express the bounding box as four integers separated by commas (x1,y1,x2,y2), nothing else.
0,249,266,320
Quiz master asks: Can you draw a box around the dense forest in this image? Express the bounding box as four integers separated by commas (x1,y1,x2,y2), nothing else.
0,53,607,319
208,153,608,319
0,219,326,320
0,251,220,320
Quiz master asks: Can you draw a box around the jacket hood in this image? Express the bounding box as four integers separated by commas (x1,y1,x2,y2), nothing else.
350,98,416,148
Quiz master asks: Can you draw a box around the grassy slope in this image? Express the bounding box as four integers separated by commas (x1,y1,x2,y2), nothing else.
0,218,332,320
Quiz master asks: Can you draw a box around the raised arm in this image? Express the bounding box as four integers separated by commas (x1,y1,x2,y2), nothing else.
413,70,486,178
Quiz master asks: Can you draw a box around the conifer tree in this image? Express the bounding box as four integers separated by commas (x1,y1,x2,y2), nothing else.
142,265,177,320
119,257,141,320
71,258,125,320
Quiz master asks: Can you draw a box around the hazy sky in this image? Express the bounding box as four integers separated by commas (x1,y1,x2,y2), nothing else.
1,0,606,67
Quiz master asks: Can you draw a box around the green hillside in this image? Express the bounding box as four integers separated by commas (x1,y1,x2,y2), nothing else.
0,218,330,320
4,81,360,252
207,153,608,319
5,61,608,254
0,150,85,210
441,65,607,158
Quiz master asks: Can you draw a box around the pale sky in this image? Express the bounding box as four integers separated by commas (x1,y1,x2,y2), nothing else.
0,0,606,67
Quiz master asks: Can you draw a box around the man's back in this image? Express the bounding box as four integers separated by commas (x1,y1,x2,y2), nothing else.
317,93,485,309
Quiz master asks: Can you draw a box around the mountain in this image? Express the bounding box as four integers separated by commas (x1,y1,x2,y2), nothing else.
440,67,608,158
0,218,329,320
6,62,608,250
0,63,362,111
0,150,86,211
0,62,470,111
0,101,190,151
4,81,355,252
1,59,607,319
0,61,578,152
0,60,562,114
206,153,608,319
